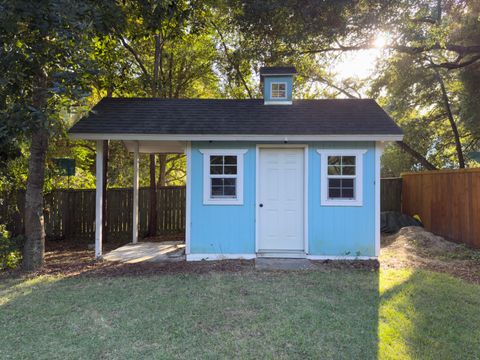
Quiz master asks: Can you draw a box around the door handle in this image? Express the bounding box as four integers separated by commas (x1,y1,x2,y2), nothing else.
259,203,263,207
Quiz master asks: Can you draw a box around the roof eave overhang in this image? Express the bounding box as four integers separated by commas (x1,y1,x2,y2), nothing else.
69,133,403,142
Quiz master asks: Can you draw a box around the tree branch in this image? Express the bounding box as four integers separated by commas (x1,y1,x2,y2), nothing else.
430,54,480,70
211,20,254,99
395,141,437,170
299,43,480,56
433,68,465,168
312,75,361,99
117,34,151,81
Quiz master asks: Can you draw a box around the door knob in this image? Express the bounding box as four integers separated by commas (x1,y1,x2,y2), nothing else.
259,203,263,207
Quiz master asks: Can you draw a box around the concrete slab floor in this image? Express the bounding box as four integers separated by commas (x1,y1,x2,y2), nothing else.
255,258,316,271
103,241,185,263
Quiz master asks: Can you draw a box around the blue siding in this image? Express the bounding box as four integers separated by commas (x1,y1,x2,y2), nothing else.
190,142,256,254
263,76,293,103
189,141,377,257
308,142,376,257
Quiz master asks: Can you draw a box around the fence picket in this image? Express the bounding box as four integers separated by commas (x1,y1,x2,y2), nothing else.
0,186,186,241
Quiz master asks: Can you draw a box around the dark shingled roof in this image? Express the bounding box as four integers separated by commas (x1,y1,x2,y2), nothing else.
260,66,297,75
69,98,402,135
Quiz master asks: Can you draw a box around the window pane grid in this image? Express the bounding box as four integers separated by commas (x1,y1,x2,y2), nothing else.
211,178,236,198
328,179,355,199
209,155,238,199
271,83,286,98
327,155,357,200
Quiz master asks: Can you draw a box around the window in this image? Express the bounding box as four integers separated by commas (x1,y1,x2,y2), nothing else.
200,149,247,205
210,155,237,198
271,82,287,99
327,156,356,199
317,149,367,206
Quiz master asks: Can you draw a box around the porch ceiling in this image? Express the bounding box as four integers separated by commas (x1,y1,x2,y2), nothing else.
123,140,186,154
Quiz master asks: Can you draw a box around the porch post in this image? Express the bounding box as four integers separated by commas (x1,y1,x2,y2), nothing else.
132,141,140,244
375,141,385,257
95,140,104,259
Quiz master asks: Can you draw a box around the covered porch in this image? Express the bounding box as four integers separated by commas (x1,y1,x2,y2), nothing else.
93,139,191,260
103,241,186,263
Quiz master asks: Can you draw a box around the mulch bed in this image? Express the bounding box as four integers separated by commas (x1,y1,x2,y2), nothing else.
2,238,380,279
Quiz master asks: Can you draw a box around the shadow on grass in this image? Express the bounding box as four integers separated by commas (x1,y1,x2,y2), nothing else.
1,267,379,359
379,270,480,359
3,266,480,359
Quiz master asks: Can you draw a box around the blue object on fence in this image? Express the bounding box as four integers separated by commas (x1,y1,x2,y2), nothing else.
468,151,480,162
53,158,76,176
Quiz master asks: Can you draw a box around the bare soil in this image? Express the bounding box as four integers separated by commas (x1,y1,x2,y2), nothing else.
3,227,480,282
381,226,480,284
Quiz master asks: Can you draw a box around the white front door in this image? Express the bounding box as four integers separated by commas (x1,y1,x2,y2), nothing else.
258,148,305,254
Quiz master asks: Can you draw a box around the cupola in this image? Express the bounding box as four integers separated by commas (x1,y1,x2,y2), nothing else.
260,66,297,105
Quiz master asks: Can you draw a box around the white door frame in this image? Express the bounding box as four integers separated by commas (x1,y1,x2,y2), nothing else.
255,144,309,255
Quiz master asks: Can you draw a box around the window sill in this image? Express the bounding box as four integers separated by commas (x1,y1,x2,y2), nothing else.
203,199,244,206
264,100,292,105
321,199,363,207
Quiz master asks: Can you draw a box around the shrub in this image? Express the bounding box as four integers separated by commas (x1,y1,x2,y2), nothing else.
0,225,23,271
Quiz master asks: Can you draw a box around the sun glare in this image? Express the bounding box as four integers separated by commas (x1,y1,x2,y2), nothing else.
373,33,389,48
329,32,390,93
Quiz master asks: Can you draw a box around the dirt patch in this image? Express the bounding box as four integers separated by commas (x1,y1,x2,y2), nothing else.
381,226,480,284
3,228,480,282
312,259,379,271
1,240,254,279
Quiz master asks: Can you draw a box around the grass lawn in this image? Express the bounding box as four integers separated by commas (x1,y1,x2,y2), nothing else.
1,268,480,360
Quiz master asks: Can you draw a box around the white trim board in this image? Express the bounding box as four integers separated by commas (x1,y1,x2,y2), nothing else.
70,133,403,142
199,149,248,205
186,253,256,261
186,253,377,261
185,141,192,255
374,142,385,257
95,140,104,259
270,81,288,100
263,101,293,105
317,149,367,207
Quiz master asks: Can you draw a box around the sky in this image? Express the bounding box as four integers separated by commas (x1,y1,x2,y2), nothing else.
332,33,388,80
333,49,382,80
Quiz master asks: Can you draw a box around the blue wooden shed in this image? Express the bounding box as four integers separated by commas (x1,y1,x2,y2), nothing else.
69,66,403,261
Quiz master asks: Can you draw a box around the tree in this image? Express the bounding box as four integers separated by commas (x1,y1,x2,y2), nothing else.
105,0,218,236
0,0,122,270
229,0,479,173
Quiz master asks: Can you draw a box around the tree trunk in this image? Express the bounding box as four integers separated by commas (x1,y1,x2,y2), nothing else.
157,154,167,188
102,140,108,242
24,128,48,270
435,71,465,168
148,153,157,236
23,72,48,271
395,141,437,170
153,34,161,97
146,34,162,237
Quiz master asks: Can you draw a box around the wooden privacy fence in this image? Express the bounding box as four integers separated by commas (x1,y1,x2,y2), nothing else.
0,186,186,241
402,169,480,248
381,177,402,212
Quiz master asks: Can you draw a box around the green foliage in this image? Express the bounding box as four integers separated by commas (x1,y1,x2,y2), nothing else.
1,0,479,190
366,0,480,174
0,225,23,271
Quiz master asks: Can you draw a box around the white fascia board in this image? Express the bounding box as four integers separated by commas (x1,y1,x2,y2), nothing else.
69,133,403,142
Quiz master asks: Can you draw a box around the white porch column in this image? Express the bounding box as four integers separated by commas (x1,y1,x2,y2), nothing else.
185,141,191,255
375,141,385,257
95,140,104,259
132,141,140,244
